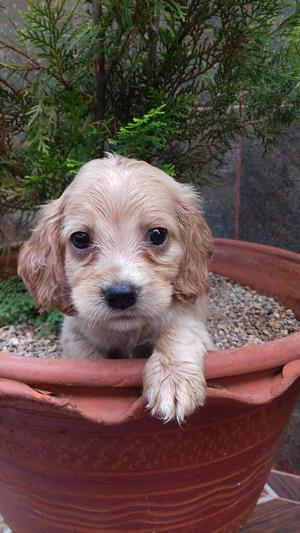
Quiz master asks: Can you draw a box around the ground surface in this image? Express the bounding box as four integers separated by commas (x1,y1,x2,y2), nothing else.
242,470,300,532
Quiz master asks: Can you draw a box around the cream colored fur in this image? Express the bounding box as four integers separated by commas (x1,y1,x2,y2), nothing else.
18,155,214,423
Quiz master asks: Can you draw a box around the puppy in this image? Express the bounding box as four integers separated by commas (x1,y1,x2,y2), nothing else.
18,155,214,423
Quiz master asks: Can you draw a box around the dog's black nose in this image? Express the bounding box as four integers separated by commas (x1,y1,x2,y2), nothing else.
102,283,137,310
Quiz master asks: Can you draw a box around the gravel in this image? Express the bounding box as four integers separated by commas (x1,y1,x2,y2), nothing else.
0,323,62,358
208,273,300,349
0,274,299,357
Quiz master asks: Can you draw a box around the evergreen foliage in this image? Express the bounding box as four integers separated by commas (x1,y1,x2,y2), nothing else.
0,0,299,212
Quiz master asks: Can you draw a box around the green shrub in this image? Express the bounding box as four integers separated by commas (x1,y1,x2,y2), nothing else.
32,310,63,337
0,275,62,336
0,275,35,325
0,0,299,214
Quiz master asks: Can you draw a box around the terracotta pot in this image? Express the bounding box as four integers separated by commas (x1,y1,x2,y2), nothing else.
0,239,299,533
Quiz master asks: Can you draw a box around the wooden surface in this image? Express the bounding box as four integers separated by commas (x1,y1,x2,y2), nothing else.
242,470,300,532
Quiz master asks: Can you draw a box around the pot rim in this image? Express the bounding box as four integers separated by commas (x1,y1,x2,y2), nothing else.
213,238,300,263
0,332,300,389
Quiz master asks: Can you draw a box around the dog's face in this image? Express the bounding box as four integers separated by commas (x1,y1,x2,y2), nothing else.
18,156,213,331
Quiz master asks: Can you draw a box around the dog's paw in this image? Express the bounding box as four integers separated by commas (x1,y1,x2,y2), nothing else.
143,352,207,424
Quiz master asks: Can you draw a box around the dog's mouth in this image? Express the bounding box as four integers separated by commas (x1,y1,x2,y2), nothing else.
105,311,145,330
105,304,155,324
107,310,139,321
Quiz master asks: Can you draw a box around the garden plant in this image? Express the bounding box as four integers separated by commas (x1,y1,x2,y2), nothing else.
0,0,299,214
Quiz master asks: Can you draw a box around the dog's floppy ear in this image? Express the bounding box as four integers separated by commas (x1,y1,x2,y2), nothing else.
18,198,72,313
173,185,213,303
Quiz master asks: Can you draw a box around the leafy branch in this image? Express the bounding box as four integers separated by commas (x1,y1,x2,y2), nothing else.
0,0,299,216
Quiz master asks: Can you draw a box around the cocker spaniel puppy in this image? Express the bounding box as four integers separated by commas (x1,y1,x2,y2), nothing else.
18,155,214,423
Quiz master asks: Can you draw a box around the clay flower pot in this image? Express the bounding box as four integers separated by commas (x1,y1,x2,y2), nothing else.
0,239,299,532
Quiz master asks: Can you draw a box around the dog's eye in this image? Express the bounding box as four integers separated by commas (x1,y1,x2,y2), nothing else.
147,227,168,246
70,232,91,249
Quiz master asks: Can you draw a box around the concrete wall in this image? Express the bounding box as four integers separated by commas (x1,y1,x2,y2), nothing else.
203,127,300,253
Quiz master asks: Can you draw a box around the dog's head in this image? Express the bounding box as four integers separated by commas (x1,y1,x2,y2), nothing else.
18,156,213,331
